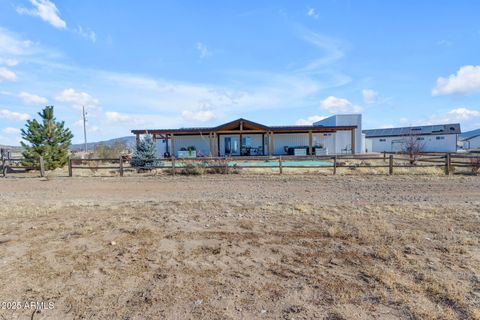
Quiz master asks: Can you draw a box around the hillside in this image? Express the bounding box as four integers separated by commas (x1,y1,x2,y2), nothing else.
70,136,136,151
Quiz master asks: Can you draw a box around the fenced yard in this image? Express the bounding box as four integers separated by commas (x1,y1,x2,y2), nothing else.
65,153,480,177
2,152,480,178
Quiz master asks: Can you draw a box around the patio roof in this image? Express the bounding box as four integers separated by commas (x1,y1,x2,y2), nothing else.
131,118,357,135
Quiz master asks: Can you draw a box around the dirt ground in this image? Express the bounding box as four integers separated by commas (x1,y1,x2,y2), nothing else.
0,175,479,320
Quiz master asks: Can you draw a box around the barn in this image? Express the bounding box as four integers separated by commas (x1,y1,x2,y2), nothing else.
131,116,360,158
363,124,461,153
459,129,480,150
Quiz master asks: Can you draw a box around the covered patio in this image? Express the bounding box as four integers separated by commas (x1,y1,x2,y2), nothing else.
131,118,357,157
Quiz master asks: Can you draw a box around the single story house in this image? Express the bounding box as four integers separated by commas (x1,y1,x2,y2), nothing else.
131,116,359,158
363,124,461,153
459,129,480,150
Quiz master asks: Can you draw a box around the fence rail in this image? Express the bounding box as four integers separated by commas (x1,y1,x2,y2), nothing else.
1,155,45,177
66,153,480,177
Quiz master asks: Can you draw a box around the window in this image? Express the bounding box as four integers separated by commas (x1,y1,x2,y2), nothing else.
436,136,445,140
379,138,386,142
417,137,425,141
323,133,332,136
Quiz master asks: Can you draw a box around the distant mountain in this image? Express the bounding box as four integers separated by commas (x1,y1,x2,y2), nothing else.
70,136,136,151
460,128,480,140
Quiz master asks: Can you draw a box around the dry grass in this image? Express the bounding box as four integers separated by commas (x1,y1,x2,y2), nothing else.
0,175,479,319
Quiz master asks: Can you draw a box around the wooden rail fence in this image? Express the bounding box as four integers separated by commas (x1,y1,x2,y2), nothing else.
66,153,480,177
1,155,45,178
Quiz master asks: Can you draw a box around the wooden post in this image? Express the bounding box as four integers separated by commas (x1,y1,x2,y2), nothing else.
308,131,313,156
445,153,450,175
209,132,213,157
271,132,275,156
333,155,337,175
39,156,45,177
135,134,140,146
1,157,6,178
165,135,170,155
119,156,124,177
389,155,393,175
279,156,283,174
171,134,175,158
68,158,73,177
383,151,386,162
172,157,176,175
351,129,356,154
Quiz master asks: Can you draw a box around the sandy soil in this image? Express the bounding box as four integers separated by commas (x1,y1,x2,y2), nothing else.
0,175,479,319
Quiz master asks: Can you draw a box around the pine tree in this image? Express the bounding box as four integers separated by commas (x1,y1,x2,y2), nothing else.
21,106,73,170
130,135,157,168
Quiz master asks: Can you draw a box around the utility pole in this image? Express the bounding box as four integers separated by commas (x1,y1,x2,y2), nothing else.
82,105,88,153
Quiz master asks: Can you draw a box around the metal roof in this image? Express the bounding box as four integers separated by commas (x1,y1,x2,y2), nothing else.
460,128,480,141
363,123,461,138
132,118,356,135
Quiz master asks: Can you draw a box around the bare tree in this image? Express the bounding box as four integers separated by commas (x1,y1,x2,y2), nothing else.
401,132,425,164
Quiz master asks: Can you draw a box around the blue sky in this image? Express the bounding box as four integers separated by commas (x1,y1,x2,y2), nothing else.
1,0,480,145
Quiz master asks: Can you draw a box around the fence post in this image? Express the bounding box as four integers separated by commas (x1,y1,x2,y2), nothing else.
389,155,393,175
68,158,73,177
39,156,45,177
444,153,450,175
119,156,124,177
383,151,386,162
333,155,337,175
1,156,6,178
279,156,283,174
172,156,176,175
225,157,229,174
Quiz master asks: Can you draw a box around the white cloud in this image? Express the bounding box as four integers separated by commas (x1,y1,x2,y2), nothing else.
362,89,378,104
0,109,30,121
319,96,362,114
432,65,480,96
17,0,66,29
55,88,99,109
2,127,21,135
398,107,480,130
0,67,17,82
196,42,211,59
307,8,319,19
444,107,480,121
181,110,216,122
296,115,327,125
298,30,345,71
74,26,96,43
0,27,35,57
105,111,131,123
18,91,48,105
0,58,19,66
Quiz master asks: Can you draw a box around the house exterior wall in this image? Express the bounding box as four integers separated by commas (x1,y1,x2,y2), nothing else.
271,133,335,155
172,135,211,157
314,114,362,154
464,136,480,149
367,134,458,153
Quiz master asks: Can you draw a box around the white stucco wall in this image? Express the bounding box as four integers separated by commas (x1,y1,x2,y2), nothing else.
172,135,211,157
464,136,480,149
366,134,458,153
314,114,362,154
